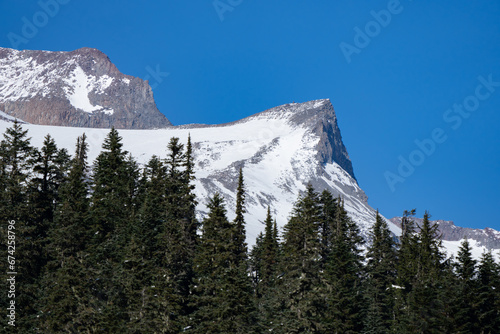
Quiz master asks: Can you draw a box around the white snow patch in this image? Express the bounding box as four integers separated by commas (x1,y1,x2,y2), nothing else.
63,66,114,115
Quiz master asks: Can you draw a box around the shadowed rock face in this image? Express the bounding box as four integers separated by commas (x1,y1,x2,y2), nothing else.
0,47,171,129
390,217,500,249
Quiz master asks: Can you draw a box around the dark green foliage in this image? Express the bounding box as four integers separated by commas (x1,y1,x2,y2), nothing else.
250,206,280,329
395,211,449,333
87,128,134,330
363,211,397,333
273,184,327,333
322,195,365,334
190,193,255,333
38,133,93,332
0,121,40,330
477,251,500,333
161,137,198,313
1,124,500,333
233,167,248,263
452,238,480,333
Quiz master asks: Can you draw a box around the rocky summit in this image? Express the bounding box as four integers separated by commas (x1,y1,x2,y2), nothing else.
0,47,171,129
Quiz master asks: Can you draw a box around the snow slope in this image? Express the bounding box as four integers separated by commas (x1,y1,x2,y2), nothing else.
0,99,498,259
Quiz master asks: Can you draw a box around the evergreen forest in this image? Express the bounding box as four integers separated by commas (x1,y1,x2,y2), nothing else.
0,121,499,333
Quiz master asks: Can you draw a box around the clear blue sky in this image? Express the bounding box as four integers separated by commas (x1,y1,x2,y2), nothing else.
1,0,499,230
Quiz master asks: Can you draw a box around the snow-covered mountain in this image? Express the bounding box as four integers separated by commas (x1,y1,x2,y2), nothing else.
0,47,171,129
1,99,498,259
1,46,498,259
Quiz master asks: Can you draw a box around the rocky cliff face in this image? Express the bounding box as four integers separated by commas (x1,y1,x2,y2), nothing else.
390,217,500,250
0,47,171,129
227,99,356,180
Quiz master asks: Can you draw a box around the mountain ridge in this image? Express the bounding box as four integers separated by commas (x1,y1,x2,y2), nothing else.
0,46,171,129
390,217,500,250
0,46,498,258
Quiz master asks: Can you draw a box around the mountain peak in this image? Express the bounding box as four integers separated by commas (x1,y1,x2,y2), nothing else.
0,47,171,129
244,99,356,181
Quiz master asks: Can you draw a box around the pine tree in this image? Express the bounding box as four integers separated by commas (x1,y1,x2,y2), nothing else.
122,155,183,333
477,251,500,333
318,190,337,266
87,128,132,331
363,211,397,333
161,137,198,318
452,238,479,333
182,134,198,250
233,167,247,263
260,206,279,287
250,206,280,330
323,196,365,334
406,211,447,333
0,121,41,330
274,184,324,333
38,133,97,332
29,134,69,227
393,209,417,332
190,193,256,333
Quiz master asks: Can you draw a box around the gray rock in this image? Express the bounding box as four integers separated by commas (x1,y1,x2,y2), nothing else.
0,47,171,129
390,217,500,250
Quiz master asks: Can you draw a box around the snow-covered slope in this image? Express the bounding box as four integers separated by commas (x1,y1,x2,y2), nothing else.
0,99,498,259
0,99,374,241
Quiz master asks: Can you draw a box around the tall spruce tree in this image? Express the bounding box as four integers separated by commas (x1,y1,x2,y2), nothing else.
88,127,132,331
38,133,95,332
124,155,184,333
318,190,337,266
363,211,397,333
250,206,280,330
393,209,417,332
160,137,198,318
274,184,324,333
190,193,255,333
233,167,248,263
452,238,479,333
0,121,42,330
476,251,500,333
407,212,447,333
322,196,365,334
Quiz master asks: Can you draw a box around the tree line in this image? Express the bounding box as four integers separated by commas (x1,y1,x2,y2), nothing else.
0,121,499,333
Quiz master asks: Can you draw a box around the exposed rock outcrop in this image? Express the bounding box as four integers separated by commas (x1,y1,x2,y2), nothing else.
0,47,171,129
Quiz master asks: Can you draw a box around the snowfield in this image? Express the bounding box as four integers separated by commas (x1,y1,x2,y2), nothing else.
0,100,498,260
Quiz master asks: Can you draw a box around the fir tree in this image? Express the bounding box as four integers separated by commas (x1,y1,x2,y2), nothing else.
233,167,248,263
190,193,256,333
452,238,480,333
29,134,69,226
38,133,93,332
363,211,397,333
477,251,500,333
323,196,365,334
0,121,41,330
274,184,324,333
87,128,132,331
407,212,447,333
393,209,417,332
251,206,280,330
161,137,198,318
